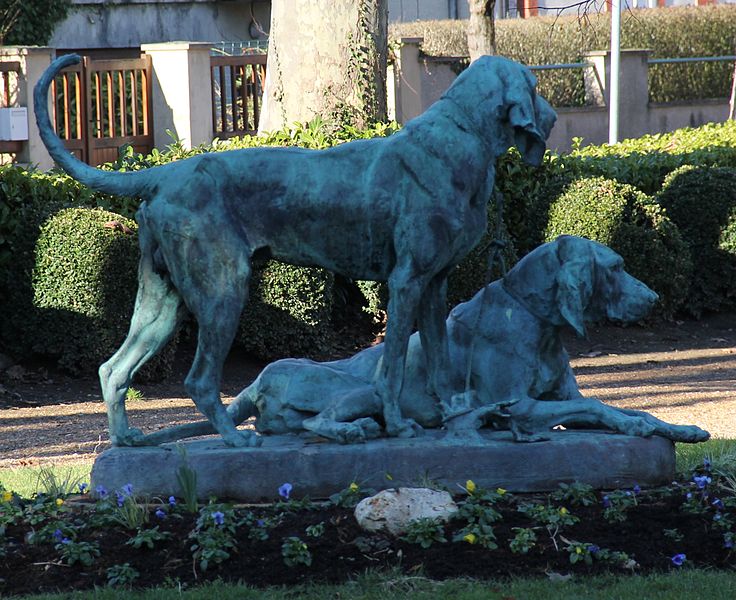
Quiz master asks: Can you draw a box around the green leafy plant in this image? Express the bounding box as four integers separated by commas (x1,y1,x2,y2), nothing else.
106,562,140,588
601,488,640,523
551,482,597,507
189,505,238,572
509,527,538,554
401,518,448,549
55,538,100,567
306,522,325,538
125,387,144,402
126,526,171,550
175,445,199,513
281,536,313,567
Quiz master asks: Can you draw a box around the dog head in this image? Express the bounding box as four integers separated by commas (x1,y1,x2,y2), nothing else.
442,56,557,166
502,235,659,336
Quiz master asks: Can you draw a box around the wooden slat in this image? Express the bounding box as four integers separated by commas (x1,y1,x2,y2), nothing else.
210,53,267,138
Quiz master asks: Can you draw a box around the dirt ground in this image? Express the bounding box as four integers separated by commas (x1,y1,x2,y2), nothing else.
1,313,735,469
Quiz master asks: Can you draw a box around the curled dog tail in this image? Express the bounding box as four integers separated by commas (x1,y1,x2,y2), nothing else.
34,54,154,198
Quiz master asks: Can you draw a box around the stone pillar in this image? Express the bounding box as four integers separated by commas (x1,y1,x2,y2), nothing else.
584,49,651,142
394,38,424,124
0,47,55,171
141,42,214,150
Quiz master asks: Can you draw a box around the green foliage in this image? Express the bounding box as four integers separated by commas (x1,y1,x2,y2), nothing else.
563,122,736,195
390,6,736,105
281,536,312,567
544,177,693,318
401,517,448,549
55,538,100,567
0,0,70,45
126,526,170,550
509,527,537,554
551,482,597,508
237,260,335,361
106,562,140,588
189,505,238,572
656,166,736,316
175,446,199,514
0,205,177,377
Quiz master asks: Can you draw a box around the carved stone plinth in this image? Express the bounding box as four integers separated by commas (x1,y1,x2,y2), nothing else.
90,431,674,502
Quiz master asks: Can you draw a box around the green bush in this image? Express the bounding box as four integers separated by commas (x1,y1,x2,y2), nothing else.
390,6,736,105
561,121,736,195
237,260,335,361
1,206,176,378
544,177,692,318
656,166,736,316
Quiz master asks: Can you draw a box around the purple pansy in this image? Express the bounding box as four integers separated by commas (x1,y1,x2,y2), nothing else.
278,482,293,501
212,511,225,526
95,485,108,499
155,509,166,519
671,553,686,566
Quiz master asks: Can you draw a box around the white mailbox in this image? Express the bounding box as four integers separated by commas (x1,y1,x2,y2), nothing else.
0,107,29,141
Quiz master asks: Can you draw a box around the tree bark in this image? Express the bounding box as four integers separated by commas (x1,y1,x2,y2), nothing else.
259,0,388,134
467,0,497,62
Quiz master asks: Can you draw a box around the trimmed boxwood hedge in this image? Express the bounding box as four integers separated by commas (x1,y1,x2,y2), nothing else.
1,205,177,378
656,166,736,316
544,177,692,318
391,6,736,106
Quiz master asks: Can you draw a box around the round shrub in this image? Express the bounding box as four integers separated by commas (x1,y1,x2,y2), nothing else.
236,260,335,361
2,206,176,378
544,177,692,318
656,166,736,316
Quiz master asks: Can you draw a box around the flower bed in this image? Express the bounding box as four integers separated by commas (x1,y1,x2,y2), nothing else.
1,462,734,595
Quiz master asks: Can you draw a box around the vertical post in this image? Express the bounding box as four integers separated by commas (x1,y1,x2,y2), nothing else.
393,38,424,124
609,0,622,144
0,47,55,170
141,42,214,149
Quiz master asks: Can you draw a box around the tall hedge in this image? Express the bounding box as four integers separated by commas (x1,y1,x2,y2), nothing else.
656,166,736,316
390,6,736,105
544,177,692,318
1,205,177,378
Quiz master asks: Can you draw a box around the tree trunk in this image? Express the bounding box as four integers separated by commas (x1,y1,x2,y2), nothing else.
467,0,497,63
259,0,388,134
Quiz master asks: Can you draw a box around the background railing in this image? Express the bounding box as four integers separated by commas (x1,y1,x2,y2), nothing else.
210,53,267,139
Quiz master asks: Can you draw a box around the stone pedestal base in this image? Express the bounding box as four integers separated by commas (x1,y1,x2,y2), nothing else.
90,430,675,501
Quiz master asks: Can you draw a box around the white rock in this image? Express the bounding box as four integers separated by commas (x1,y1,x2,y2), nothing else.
354,487,458,536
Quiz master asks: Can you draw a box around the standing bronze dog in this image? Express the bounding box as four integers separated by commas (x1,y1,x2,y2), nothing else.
35,54,556,447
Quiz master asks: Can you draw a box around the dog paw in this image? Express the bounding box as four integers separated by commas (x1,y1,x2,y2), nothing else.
222,429,261,448
624,418,656,438
110,427,145,446
387,418,424,439
671,425,710,443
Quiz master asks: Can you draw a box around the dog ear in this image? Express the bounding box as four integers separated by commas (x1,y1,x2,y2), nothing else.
554,236,594,337
507,84,556,167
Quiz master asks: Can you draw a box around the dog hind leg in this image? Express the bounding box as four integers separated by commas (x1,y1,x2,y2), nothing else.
99,235,185,446
178,236,258,448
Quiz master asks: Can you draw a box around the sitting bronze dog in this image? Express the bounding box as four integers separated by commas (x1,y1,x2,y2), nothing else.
35,54,556,447
152,236,709,445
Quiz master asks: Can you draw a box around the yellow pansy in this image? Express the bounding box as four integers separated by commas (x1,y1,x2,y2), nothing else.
1,490,12,503
559,507,569,515
496,488,506,496
349,482,359,492
56,498,64,506
465,480,476,494
575,547,583,554
463,533,477,544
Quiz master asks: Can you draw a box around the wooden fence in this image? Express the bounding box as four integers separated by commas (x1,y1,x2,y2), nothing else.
52,55,153,166
211,53,267,139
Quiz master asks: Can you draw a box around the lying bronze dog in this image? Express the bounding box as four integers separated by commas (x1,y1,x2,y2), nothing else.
35,54,555,447
150,236,709,445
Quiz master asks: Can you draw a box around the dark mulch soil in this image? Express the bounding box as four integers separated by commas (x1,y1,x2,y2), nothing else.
2,478,735,596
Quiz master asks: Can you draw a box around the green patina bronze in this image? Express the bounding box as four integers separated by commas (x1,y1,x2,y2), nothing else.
147,236,709,446
35,54,707,449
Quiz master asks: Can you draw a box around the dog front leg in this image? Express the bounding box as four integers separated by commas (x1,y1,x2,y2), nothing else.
377,267,425,438
417,275,455,402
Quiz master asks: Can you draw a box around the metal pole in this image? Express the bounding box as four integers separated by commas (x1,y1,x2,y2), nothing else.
609,0,621,145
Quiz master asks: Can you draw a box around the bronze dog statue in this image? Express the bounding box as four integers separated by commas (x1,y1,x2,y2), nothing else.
35,54,556,447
